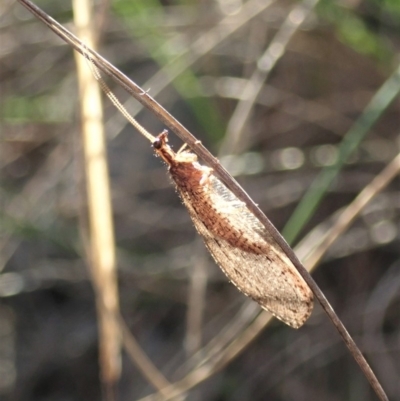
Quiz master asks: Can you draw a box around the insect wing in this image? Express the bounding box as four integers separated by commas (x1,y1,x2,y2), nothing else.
180,176,313,329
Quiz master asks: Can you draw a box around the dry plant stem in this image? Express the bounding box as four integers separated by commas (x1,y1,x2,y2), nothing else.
138,312,273,401
94,0,110,41
72,0,121,396
106,0,276,137
1,144,71,271
178,301,259,376
117,315,172,397
178,302,259,381
302,151,400,269
363,263,400,397
221,0,320,155
192,302,259,368
87,291,173,397
185,244,208,357
17,1,388,400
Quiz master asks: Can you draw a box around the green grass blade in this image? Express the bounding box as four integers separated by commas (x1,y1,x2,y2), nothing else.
282,64,400,245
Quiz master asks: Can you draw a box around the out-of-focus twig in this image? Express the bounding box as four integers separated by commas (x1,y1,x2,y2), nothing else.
138,311,273,401
106,0,276,139
363,262,400,398
185,243,208,358
283,64,400,244
298,150,400,269
116,314,173,397
220,0,320,155
72,0,120,399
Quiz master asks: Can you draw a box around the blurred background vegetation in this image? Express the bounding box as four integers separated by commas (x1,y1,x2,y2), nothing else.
1,0,400,400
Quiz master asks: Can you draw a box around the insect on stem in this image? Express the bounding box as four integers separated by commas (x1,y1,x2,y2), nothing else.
81,46,314,328
152,131,314,328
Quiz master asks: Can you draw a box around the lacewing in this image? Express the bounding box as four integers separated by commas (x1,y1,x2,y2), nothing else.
83,47,314,328
153,131,313,328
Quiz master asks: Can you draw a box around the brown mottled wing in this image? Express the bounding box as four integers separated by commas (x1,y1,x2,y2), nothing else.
178,175,313,329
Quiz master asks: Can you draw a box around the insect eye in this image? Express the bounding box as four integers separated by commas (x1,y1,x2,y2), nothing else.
152,138,162,150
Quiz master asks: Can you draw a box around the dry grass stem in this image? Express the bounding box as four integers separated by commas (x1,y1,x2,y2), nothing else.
138,311,273,401
185,244,208,357
117,315,173,397
106,0,276,138
299,150,400,269
72,0,120,395
221,0,320,155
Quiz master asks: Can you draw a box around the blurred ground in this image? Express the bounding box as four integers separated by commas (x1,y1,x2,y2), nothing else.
1,0,400,400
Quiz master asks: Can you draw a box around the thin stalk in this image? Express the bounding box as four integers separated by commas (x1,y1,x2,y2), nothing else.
283,64,400,244
72,1,120,399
